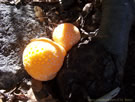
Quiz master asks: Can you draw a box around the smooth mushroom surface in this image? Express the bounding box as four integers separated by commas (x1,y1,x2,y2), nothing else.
52,23,81,51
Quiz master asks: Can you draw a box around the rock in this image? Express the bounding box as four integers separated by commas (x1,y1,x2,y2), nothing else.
0,3,47,89
57,37,119,101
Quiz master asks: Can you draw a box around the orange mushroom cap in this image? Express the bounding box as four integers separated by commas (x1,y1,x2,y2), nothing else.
23,38,66,81
52,23,81,51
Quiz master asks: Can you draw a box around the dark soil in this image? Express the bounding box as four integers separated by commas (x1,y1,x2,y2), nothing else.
0,0,135,102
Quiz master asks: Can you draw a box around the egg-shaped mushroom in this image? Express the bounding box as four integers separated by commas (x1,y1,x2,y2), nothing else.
52,23,81,51
23,38,66,81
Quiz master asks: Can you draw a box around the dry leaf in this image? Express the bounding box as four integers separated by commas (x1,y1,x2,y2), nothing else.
0,99,3,102
34,6,45,22
26,88,38,102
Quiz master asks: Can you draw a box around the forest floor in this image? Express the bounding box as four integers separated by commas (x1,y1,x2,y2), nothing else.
0,0,135,102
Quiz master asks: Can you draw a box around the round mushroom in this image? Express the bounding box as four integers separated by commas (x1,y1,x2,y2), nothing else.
52,23,81,51
23,38,66,81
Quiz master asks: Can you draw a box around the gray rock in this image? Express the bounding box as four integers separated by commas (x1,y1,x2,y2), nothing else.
0,3,47,89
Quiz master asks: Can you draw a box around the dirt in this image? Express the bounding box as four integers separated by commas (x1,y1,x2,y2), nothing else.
0,0,135,102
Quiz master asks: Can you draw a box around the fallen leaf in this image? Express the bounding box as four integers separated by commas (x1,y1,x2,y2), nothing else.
26,88,38,102
0,99,3,102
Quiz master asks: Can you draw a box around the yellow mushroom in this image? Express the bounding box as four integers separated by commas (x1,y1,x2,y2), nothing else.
23,38,66,81
52,23,81,51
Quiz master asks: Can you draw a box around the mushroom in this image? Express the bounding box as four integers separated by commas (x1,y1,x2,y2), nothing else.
23,38,66,81
52,23,81,51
